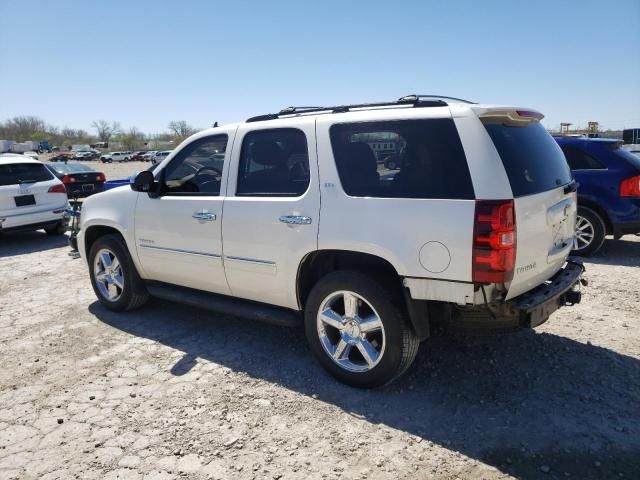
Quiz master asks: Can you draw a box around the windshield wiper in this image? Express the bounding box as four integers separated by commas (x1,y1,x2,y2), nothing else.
18,179,37,184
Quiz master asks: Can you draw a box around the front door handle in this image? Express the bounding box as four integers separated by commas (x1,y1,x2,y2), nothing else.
192,212,216,221
279,215,312,225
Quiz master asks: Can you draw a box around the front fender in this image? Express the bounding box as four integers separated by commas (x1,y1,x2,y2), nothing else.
79,187,144,275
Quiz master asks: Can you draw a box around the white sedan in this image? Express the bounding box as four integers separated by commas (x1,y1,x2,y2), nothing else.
0,154,69,235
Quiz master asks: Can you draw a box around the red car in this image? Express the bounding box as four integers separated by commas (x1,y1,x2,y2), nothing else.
130,151,147,161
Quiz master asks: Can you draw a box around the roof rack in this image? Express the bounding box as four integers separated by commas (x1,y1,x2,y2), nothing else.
245,94,474,122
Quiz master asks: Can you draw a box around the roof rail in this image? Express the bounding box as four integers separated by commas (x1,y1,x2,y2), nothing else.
399,94,476,104
245,95,462,123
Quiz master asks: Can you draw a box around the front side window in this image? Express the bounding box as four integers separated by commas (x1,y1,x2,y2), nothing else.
236,128,310,196
330,119,474,199
561,146,606,170
161,135,227,195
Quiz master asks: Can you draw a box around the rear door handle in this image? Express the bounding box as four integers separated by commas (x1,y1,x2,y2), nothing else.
279,215,312,225
192,212,216,221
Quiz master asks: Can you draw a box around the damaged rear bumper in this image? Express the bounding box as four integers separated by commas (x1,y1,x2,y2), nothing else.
452,259,586,333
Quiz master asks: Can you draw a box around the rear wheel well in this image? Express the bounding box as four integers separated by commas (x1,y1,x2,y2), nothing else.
84,226,123,259
577,198,613,235
297,250,402,309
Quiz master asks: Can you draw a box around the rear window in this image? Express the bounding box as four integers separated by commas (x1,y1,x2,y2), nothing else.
483,122,572,197
330,119,474,199
613,146,640,170
0,163,54,186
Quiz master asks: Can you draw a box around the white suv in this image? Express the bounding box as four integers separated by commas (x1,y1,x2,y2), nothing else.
0,154,68,235
100,151,131,163
77,95,585,388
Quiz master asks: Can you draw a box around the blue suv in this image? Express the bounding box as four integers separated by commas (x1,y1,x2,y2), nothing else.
554,136,640,255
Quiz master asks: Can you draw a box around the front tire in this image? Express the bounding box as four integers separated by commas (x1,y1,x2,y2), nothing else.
304,271,419,388
88,234,149,311
572,206,606,256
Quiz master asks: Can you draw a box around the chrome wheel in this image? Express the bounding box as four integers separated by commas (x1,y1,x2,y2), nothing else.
574,215,595,251
94,248,124,301
316,290,385,373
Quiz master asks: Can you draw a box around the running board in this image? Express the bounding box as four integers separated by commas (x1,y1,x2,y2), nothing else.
145,281,302,327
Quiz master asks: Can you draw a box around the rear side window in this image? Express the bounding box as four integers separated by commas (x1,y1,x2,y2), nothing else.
0,163,54,186
330,119,474,199
483,122,572,197
237,128,310,196
561,146,606,170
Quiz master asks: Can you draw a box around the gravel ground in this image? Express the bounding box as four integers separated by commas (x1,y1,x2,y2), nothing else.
0,170,639,479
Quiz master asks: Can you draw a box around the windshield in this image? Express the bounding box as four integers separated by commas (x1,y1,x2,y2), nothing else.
483,122,572,197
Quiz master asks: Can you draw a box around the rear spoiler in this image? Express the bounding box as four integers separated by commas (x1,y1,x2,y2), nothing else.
471,106,544,126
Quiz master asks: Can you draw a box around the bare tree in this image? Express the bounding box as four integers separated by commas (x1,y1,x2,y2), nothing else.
0,116,47,141
119,127,146,150
168,120,195,141
92,120,121,142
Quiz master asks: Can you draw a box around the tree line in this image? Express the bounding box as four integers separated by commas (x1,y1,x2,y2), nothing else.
0,116,199,150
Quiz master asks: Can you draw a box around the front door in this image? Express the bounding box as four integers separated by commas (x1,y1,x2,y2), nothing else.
222,118,320,309
134,129,235,294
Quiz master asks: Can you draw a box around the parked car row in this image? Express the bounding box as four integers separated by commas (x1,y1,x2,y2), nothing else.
100,150,172,163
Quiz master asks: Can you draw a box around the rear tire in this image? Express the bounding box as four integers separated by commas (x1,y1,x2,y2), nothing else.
304,271,419,388
88,234,149,311
572,206,606,256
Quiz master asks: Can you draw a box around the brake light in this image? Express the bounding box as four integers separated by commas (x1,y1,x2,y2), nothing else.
620,175,640,197
48,183,66,194
61,174,76,183
472,200,516,284
96,173,105,182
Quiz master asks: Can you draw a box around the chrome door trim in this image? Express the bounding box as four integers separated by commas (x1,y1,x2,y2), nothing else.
138,244,221,258
224,255,276,265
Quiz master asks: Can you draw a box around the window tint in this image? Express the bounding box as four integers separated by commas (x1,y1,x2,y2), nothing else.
561,146,606,170
237,128,310,196
0,163,54,186
162,135,227,195
483,122,572,197
330,119,474,199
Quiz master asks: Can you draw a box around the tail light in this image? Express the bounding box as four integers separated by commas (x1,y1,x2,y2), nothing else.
620,175,640,197
472,200,516,284
96,173,105,182
61,174,76,183
48,183,67,194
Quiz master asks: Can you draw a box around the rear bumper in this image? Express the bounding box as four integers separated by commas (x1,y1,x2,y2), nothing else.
0,219,65,234
452,259,585,333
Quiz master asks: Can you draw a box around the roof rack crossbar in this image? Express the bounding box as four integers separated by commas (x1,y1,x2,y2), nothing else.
246,95,455,123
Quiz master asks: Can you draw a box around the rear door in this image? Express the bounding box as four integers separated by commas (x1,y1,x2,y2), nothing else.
222,118,320,309
481,120,576,299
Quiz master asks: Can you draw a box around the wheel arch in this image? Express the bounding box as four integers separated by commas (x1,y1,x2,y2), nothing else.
577,196,613,235
296,249,429,340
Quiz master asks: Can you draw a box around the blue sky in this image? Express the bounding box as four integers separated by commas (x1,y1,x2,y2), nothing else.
0,0,638,134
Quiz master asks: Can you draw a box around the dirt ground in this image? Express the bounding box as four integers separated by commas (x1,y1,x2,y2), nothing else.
0,165,639,479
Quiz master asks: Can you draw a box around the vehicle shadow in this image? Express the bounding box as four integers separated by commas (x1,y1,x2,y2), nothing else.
585,238,640,267
90,301,640,479
0,231,68,257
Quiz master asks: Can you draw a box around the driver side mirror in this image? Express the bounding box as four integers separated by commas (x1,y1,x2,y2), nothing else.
131,170,158,197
